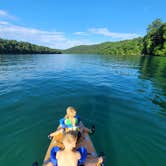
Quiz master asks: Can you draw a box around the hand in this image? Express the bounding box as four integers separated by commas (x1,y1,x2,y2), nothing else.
48,134,53,140
98,156,103,164
90,125,95,134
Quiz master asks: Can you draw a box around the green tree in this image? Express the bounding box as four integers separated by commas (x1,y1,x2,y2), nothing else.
143,19,166,56
0,38,61,54
147,18,163,34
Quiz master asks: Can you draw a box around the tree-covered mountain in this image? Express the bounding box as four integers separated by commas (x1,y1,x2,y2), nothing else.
64,37,143,55
1,19,166,56
64,19,166,56
0,39,61,54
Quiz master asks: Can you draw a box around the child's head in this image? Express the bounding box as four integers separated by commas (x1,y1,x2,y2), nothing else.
66,106,76,118
62,131,77,150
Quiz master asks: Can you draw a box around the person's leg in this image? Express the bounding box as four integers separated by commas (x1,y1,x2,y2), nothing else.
82,127,91,133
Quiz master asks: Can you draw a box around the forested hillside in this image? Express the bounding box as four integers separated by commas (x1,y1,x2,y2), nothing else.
64,38,143,55
64,19,166,56
0,39,61,54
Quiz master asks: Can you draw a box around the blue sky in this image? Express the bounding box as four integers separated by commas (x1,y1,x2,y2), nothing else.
0,0,165,49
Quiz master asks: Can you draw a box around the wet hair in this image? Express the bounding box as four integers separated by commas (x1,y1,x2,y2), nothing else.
62,131,78,144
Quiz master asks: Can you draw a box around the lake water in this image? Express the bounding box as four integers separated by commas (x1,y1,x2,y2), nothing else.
0,54,166,166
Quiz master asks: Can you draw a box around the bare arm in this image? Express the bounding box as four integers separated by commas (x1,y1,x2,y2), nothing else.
76,151,81,160
96,157,103,166
49,128,63,138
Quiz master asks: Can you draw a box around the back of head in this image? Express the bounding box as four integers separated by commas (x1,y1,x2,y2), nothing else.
62,131,78,149
65,106,76,118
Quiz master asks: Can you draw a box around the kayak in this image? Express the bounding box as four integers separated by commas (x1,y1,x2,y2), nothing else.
43,122,103,166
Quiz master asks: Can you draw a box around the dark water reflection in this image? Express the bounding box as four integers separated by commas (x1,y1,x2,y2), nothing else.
139,56,166,115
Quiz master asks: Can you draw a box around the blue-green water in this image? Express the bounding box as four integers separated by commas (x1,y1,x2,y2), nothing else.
0,54,166,166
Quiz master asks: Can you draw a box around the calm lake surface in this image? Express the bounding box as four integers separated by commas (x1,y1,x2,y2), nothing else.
0,54,166,166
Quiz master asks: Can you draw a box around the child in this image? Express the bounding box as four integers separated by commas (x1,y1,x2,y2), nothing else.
46,131,87,166
56,131,81,166
46,131,103,166
48,106,92,139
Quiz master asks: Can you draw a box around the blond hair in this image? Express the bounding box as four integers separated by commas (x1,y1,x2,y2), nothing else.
65,106,76,119
62,131,77,144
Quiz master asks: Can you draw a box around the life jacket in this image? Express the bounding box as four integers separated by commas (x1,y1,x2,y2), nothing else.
50,146,87,166
59,116,80,131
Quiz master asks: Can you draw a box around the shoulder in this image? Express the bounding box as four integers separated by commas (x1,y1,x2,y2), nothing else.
56,151,62,159
75,151,81,160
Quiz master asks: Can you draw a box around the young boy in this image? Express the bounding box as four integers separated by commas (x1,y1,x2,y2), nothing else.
46,131,83,166
56,131,81,166
46,131,103,166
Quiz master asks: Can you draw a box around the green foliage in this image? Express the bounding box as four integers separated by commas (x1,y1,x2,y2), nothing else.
64,19,166,57
1,19,166,56
147,18,163,34
0,39,61,54
64,38,143,56
142,19,166,56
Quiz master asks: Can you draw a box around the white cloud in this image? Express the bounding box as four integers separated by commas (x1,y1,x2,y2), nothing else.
73,31,88,36
89,28,140,39
56,39,95,49
0,21,93,49
0,9,17,20
0,10,8,17
0,21,9,25
0,12,141,49
0,21,65,42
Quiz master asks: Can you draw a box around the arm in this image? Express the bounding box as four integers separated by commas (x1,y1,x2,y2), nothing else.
48,128,63,138
96,157,103,166
56,151,60,160
76,151,81,160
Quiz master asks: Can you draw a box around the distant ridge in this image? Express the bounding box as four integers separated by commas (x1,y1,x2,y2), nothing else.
64,19,166,56
63,37,143,56
0,38,61,54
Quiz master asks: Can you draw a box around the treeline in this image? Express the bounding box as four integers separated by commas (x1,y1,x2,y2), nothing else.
64,19,166,56
64,37,143,55
0,39,61,54
1,19,165,56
